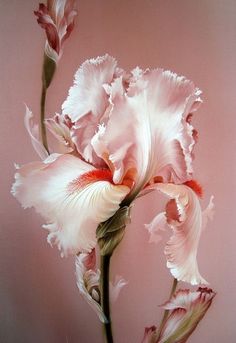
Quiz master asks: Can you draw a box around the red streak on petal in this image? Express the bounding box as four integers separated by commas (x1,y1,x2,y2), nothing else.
184,179,203,198
166,199,180,223
122,168,137,189
68,169,113,193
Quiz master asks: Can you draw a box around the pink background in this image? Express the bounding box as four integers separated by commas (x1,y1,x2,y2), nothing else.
1,0,235,342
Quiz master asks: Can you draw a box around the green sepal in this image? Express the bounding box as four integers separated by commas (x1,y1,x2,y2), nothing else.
96,206,131,256
42,53,56,89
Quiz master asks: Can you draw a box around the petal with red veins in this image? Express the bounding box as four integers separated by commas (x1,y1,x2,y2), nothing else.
11,154,129,256
147,183,214,285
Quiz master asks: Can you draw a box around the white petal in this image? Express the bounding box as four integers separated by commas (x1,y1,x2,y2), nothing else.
12,154,129,255
62,54,117,122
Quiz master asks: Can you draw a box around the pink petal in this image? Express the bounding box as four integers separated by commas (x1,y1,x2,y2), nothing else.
24,106,49,160
91,68,202,199
62,54,118,122
148,183,210,285
12,154,129,256
141,326,158,343
145,212,167,244
202,195,215,231
45,114,75,154
110,275,128,302
34,0,77,63
159,288,216,342
75,251,107,323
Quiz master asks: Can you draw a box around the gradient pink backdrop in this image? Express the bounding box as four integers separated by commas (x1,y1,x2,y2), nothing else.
1,0,235,342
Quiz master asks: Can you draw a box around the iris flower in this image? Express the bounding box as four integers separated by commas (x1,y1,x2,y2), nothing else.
12,54,208,285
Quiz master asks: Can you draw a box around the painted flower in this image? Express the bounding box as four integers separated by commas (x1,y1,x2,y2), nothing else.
76,248,127,322
12,54,205,262
34,0,77,63
158,287,216,342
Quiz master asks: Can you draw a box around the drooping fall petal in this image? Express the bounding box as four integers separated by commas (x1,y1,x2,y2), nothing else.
11,154,129,256
146,183,214,285
34,0,77,63
158,288,216,343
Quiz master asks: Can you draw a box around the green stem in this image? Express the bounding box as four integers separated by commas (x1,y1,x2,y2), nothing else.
157,278,178,339
40,84,49,154
100,254,113,343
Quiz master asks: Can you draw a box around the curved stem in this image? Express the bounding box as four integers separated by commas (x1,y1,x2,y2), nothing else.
40,84,49,154
157,278,178,339
100,254,113,343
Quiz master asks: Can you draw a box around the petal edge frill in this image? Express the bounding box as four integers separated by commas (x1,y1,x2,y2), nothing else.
12,154,129,256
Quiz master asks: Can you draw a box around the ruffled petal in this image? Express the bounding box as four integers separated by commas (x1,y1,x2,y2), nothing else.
24,106,49,160
12,154,130,255
158,288,216,343
62,54,117,122
91,68,202,199
75,250,107,323
147,183,214,285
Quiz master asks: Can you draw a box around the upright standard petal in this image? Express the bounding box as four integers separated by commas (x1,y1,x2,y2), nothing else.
91,67,202,200
158,288,216,343
62,55,119,164
147,183,214,285
62,54,117,122
12,154,130,256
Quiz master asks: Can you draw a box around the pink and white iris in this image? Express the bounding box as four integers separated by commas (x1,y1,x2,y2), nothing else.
12,54,210,285
34,0,77,63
